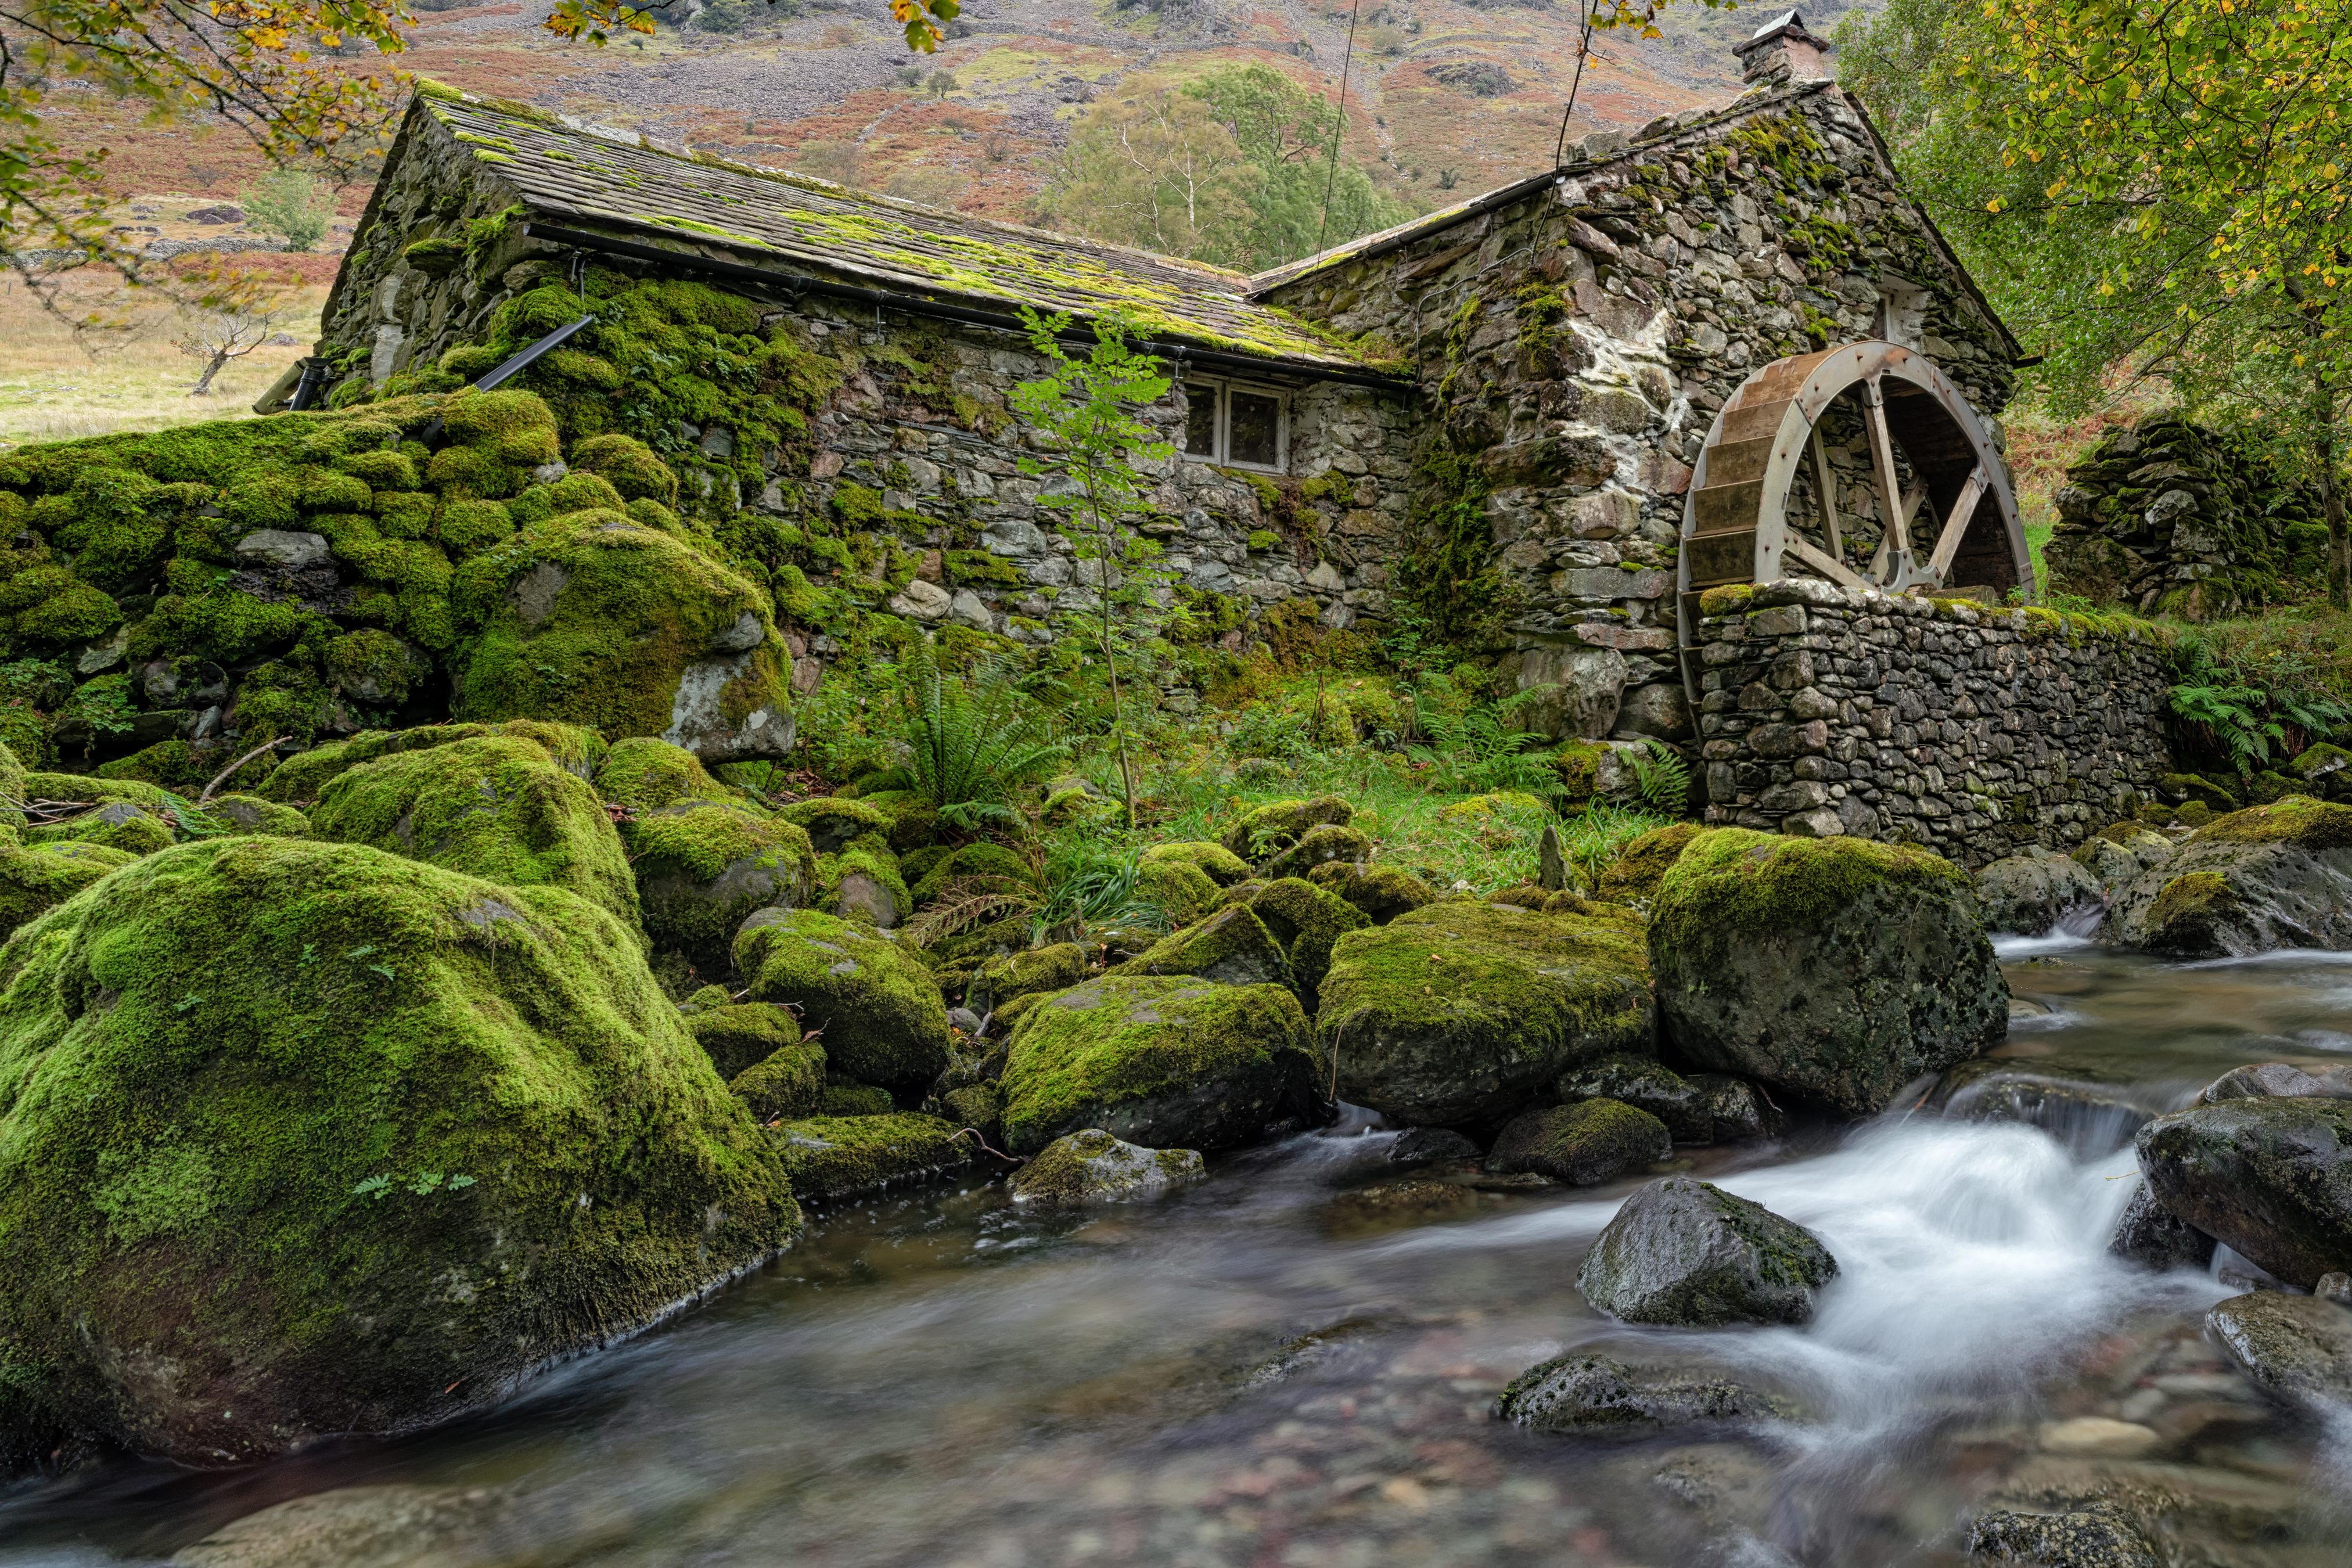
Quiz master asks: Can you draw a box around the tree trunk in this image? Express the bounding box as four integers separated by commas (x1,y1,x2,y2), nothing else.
2320,373,2347,611
189,348,229,396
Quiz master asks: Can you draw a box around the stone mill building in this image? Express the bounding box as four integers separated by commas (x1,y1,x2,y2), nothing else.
305,13,2159,858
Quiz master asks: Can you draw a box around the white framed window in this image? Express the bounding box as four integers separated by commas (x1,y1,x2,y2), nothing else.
1182,379,1288,473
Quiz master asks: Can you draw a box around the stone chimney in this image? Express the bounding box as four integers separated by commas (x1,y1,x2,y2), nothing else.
1732,9,1835,85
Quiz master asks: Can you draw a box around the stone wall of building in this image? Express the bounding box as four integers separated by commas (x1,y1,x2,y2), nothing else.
1691,580,2171,866
314,116,1415,677
2046,412,2328,620
1258,80,2023,746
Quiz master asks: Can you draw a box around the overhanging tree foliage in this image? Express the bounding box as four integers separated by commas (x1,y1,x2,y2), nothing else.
1839,0,2352,606
1,0,405,304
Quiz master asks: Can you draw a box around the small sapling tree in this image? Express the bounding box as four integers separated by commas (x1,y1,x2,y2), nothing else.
1008,305,1177,828
172,260,303,396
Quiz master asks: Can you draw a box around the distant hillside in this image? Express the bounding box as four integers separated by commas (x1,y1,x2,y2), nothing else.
35,0,1886,250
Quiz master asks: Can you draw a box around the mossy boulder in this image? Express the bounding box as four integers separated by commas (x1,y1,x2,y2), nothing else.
1224,875,1368,1012
1114,905,1290,989
686,1001,804,1080
1142,840,1251,886
1649,830,2006,1117
821,1080,893,1116
734,908,950,1094
0,836,135,940
1136,857,1222,926
2288,743,2352,802
767,1113,972,1202
309,733,641,930
1495,1353,1802,1432
1595,823,1702,905
1220,795,1353,862
1576,1175,1838,1325
2071,820,2175,891
1261,822,1373,881
23,799,175,858
1307,860,1437,924
909,841,1034,905
727,1041,828,1122
969,941,1088,1017
1008,1127,1206,1204
1555,1054,1711,1143
595,736,739,812
208,794,312,839
257,721,605,804
1316,902,1654,1125
1975,853,2103,936
2103,799,2352,955
776,797,891,854
0,836,796,1468
815,833,912,928
2136,1096,2352,1289
998,976,1324,1155
625,802,817,977
449,509,790,761
1486,1099,1670,1184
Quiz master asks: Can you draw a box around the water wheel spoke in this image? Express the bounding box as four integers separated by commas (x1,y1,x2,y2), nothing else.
1808,426,1843,563
1787,536,1868,591
1861,380,1909,579
1926,466,1991,581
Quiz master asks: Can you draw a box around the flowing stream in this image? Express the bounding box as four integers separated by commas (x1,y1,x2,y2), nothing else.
7,945,2352,1566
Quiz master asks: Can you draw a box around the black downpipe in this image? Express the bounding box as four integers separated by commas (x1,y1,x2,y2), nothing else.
415,314,596,447
286,357,332,412
519,222,1412,392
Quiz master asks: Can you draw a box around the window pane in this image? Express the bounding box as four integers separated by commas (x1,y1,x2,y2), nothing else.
1228,390,1280,467
1184,384,1218,458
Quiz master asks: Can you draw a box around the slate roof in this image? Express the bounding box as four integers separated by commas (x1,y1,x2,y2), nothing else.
401,85,1384,376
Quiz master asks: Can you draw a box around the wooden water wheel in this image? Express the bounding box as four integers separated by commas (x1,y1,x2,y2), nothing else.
1675,340,2033,675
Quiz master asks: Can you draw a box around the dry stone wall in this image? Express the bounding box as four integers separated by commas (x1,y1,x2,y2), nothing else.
1259,80,2021,747
2046,413,2329,619
1692,580,2170,866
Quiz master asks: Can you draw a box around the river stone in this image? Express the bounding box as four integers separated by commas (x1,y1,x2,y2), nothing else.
1009,1128,1205,1203
1487,1099,1670,1185
1555,1054,1712,1143
733,908,950,1094
1649,829,2008,1117
167,1480,636,1568
624,801,818,977
687,1000,803,1080
2206,1290,2352,1405
1975,853,2103,936
997,975,1324,1155
1690,1073,1779,1142
2197,1060,2352,1103
1965,1504,2162,1568
1578,1176,1838,1325
728,1039,828,1121
1933,1058,2160,1154
1387,1126,1481,1167
2104,798,2352,955
2135,1097,2352,1288
1496,1353,1801,1432
1317,902,1654,1125
0,837,797,1469
2107,1179,2217,1272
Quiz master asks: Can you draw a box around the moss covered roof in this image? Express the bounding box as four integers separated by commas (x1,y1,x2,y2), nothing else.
400,87,1382,374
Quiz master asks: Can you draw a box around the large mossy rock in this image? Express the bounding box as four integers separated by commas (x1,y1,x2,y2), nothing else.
449,509,792,761
1595,822,1702,906
1223,876,1368,1012
1975,853,2103,936
2070,820,2175,893
1315,902,1653,1125
1555,1054,1712,1143
308,732,641,930
1649,829,2006,1117
625,801,816,976
998,976,1323,1155
257,721,605,804
1308,859,1437,924
733,908,949,1094
686,1001,804,1080
0,837,797,1468
1220,795,1351,862
1577,1175,1837,1325
968,942,1088,1017
1114,905,1289,988
2105,799,2352,955
1141,840,1250,886
0,833,136,941
2136,1097,2352,1288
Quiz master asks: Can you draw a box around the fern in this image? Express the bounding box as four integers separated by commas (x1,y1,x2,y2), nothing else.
2167,631,2352,774
1624,738,1691,815
1408,684,1559,797
888,642,1064,830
